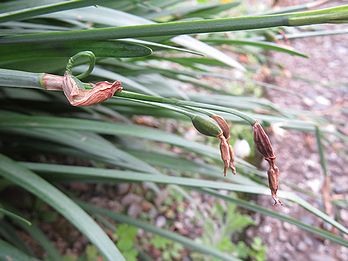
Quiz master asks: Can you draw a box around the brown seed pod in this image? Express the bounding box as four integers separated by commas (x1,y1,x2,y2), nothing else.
253,121,275,161
253,121,282,205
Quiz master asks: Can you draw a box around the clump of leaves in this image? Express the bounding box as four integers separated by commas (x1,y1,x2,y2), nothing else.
193,202,266,260
114,225,139,261
150,235,184,261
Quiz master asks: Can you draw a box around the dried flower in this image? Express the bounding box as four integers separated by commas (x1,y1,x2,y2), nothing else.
41,73,122,106
211,115,236,174
253,121,282,205
62,73,122,106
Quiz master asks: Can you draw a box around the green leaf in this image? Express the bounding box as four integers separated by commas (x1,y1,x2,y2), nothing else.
15,221,61,261
0,154,125,261
2,5,348,44
203,189,348,247
80,201,240,261
0,0,105,23
203,39,308,58
22,162,348,235
0,207,31,226
42,6,245,70
0,41,153,62
0,239,39,261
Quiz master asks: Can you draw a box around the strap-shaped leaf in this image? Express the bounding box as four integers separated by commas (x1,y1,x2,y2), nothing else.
0,41,153,62
0,239,39,261
0,154,125,261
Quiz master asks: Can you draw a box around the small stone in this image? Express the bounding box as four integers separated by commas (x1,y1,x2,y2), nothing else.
310,254,335,261
121,194,142,205
262,225,272,233
315,95,331,106
296,241,307,252
283,222,294,231
340,209,348,223
127,203,141,217
303,97,314,106
307,178,323,193
278,230,287,242
155,216,166,228
117,183,130,195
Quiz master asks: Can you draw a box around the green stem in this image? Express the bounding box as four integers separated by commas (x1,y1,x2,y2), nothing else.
65,51,96,80
0,68,256,125
114,91,256,125
118,97,195,118
1,5,347,44
315,126,329,177
0,69,42,89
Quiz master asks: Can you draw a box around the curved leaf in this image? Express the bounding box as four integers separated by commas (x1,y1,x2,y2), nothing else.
0,207,31,226
79,201,240,261
0,154,125,261
22,162,348,234
0,239,39,261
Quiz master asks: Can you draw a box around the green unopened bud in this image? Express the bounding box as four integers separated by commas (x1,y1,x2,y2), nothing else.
191,115,222,137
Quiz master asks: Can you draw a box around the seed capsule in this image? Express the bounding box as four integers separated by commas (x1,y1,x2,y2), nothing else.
253,121,282,205
253,121,275,161
191,114,235,176
191,115,222,137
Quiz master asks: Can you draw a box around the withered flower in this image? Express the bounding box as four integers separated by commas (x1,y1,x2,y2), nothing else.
191,115,232,176
253,121,282,205
211,114,236,174
62,73,122,106
41,73,122,106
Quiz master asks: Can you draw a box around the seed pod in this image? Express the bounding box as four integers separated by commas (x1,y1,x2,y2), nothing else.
253,121,275,161
191,115,222,137
253,121,282,205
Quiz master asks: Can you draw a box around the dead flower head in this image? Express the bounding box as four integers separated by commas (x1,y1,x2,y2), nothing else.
253,121,282,205
62,73,122,106
42,73,122,106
